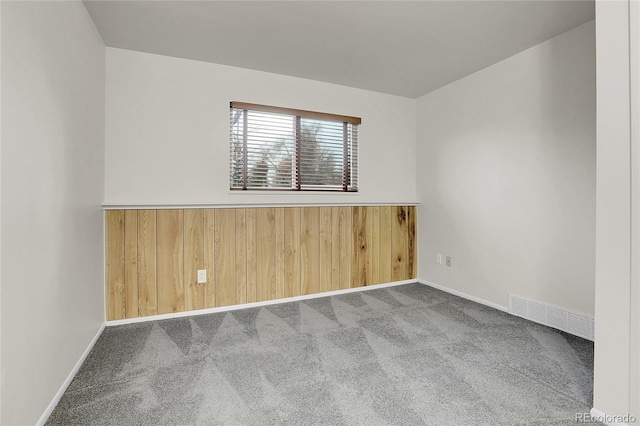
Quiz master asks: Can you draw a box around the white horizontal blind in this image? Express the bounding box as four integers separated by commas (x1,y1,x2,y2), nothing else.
230,103,359,191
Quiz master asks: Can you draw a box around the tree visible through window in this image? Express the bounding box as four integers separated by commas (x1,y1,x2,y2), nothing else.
230,102,359,191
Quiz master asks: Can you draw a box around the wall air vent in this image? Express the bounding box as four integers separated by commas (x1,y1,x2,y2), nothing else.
508,294,594,341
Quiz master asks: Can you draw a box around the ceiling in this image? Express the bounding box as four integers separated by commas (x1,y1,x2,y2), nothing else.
84,0,595,98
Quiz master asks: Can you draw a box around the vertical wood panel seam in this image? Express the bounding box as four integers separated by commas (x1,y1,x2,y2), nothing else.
123,212,127,318
299,207,302,296
156,210,160,313
122,211,127,318
244,208,248,303
181,210,185,311
155,209,158,316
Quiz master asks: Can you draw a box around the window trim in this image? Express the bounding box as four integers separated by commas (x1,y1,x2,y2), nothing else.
230,102,362,125
230,102,360,192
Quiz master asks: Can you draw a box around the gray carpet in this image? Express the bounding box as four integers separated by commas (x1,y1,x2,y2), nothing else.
46,283,595,425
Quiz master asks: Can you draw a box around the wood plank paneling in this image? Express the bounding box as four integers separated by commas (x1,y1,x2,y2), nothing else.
379,206,392,283
214,209,236,307
275,208,285,299
246,208,257,303
368,206,379,285
352,206,360,287
339,206,352,290
392,206,408,281
204,209,216,308
184,209,204,311
106,210,125,321
353,206,369,287
235,209,247,305
137,210,157,317
157,210,184,314
256,208,276,302
330,207,341,291
407,206,417,279
213,209,237,306
106,205,417,320
284,207,301,298
124,210,138,318
319,206,333,293
301,207,320,295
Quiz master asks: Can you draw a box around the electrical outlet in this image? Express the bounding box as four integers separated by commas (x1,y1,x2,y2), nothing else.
197,269,207,284
445,256,452,267
436,253,442,264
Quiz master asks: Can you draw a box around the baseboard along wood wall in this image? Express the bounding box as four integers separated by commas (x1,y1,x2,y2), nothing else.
105,205,416,320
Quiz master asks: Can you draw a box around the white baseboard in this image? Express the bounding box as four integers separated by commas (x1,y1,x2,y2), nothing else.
36,323,106,426
417,279,509,312
590,407,635,425
107,279,417,326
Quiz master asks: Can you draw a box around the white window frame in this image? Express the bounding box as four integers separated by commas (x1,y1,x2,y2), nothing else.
230,102,360,192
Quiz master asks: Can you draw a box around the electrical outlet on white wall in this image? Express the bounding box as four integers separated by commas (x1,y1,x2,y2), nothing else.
197,269,207,283
445,256,452,267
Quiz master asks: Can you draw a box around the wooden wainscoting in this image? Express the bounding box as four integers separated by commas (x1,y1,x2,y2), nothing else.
105,205,416,320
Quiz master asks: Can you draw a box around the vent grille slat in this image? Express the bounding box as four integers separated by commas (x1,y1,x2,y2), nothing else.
528,302,547,324
508,294,594,341
510,297,528,317
547,307,568,331
568,312,594,339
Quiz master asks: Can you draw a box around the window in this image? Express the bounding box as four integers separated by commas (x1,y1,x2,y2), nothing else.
230,102,360,192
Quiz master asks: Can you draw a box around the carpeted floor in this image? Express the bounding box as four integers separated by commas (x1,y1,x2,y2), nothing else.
46,283,595,425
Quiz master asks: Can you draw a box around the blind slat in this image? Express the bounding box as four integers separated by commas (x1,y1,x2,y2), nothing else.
230,104,358,191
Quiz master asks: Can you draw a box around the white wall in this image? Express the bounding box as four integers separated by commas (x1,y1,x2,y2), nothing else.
105,48,417,206
1,2,105,424
0,2,3,422
593,0,639,420
416,21,596,316
632,0,640,418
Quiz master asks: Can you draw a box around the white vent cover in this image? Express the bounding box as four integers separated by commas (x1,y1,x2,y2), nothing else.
509,294,594,341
